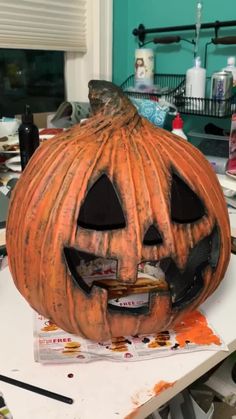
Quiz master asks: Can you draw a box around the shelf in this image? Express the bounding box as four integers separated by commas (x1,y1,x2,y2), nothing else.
188,131,229,142
121,73,185,100
121,74,236,118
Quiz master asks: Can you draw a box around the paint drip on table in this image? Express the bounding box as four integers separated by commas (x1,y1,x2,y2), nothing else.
33,310,227,364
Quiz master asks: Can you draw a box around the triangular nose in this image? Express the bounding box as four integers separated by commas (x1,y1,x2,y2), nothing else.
143,225,163,246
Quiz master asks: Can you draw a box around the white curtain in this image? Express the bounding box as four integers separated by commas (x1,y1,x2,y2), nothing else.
0,0,87,51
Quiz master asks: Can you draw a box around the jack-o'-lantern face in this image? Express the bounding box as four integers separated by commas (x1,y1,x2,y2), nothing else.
6,81,231,341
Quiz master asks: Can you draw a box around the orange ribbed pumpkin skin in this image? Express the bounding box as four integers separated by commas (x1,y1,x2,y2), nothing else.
6,81,231,341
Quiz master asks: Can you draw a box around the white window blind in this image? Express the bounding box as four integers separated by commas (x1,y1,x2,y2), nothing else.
0,0,87,51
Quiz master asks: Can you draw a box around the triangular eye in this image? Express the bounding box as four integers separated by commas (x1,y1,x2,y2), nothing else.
78,174,126,230
171,173,205,223
143,224,163,246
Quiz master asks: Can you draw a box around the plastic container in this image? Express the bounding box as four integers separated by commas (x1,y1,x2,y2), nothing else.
18,105,40,171
205,155,228,174
171,113,187,140
185,56,206,110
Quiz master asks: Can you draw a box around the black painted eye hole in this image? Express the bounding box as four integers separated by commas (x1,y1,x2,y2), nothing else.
78,174,126,230
143,224,163,246
171,173,205,223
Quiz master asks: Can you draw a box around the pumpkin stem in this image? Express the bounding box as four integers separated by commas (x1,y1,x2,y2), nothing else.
88,80,137,118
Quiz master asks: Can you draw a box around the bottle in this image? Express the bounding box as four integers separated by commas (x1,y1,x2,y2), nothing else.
19,105,40,171
222,57,236,110
222,57,236,87
171,113,188,140
185,56,206,110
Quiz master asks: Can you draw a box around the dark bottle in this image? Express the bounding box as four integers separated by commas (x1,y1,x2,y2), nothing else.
19,105,40,171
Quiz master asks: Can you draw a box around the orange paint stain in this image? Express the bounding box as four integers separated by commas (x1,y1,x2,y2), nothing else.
126,382,175,418
153,380,176,395
125,406,140,419
174,310,221,347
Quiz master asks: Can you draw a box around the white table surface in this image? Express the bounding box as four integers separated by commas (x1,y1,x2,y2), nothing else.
1,254,236,419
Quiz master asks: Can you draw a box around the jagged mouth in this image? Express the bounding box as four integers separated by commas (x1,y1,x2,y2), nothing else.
92,276,171,314
64,227,219,314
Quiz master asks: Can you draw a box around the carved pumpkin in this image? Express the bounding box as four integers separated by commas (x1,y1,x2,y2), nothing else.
6,81,231,341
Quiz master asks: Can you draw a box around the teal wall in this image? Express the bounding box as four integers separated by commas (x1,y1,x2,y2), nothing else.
112,0,236,133
113,0,236,85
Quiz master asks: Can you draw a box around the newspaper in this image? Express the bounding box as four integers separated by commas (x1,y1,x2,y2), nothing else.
34,309,227,364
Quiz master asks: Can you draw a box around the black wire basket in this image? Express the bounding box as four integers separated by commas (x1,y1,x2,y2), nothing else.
121,74,236,118
121,73,185,102
174,91,235,118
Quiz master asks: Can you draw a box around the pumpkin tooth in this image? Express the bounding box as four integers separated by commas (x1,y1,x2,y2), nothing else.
93,277,167,288
90,276,168,305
